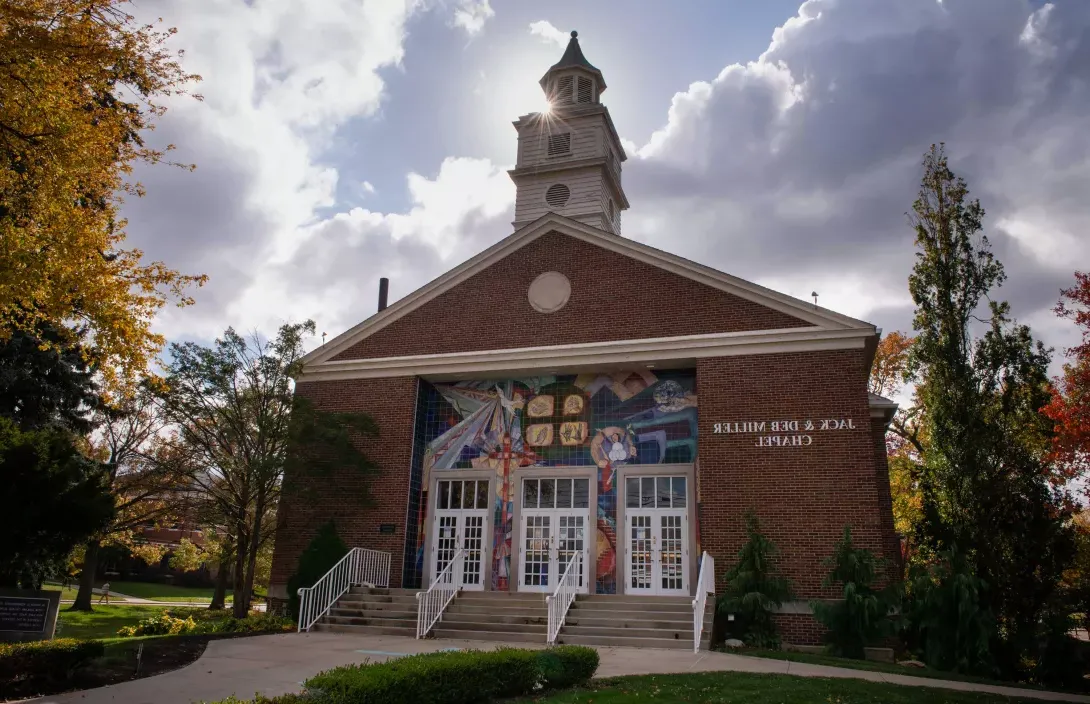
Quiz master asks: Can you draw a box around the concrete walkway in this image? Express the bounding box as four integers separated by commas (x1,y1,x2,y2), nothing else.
22,632,1090,704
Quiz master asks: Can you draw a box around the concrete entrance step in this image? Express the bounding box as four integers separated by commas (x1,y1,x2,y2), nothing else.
325,613,416,626
431,627,544,643
314,622,416,637
453,594,545,605
441,612,547,626
430,619,545,634
573,599,692,612
563,615,699,630
561,624,693,640
557,633,708,650
338,593,419,605
346,587,420,596
445,603,547,617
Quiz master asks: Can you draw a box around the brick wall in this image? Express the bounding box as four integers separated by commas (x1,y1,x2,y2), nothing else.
696,350,898,642
269,376,418,595
332,230,811,361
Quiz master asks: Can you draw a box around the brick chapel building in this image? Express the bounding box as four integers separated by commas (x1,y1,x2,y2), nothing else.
269,31,899,645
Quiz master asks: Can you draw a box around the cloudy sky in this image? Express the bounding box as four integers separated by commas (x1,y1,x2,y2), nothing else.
122,0,1090,370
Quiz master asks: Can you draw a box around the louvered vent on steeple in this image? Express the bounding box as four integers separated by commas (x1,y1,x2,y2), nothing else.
577,76,593,103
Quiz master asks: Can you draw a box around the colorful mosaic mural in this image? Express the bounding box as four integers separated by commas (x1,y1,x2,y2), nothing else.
404,369,697,594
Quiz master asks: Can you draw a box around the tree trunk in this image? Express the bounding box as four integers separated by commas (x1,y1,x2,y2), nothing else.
240,492,267,618
70,540,100,612
209,555,229,610
232,520,249,618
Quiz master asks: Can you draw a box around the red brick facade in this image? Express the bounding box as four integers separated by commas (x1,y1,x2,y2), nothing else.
271,228,897,646
331,230,811,361
270,376,418,594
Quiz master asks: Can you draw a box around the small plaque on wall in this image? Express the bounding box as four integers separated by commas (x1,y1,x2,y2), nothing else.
378,524,397,535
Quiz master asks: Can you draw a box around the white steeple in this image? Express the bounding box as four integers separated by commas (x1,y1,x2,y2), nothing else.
508,31,629,235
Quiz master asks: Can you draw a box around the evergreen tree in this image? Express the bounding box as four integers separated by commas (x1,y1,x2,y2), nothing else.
812,526,896,659
287,521,349,621
907,144,1075,662
0,417,114,587
716,513,792,648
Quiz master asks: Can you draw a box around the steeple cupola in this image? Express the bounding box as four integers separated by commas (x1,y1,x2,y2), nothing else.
508,31,629,235
539,31,606,106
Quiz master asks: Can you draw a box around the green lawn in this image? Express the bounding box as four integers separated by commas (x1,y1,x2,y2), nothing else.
738,649,1047,690
516,672,1042,703
107,580,232,602
56,604,200,639
42,581,129,602
44,579,232,603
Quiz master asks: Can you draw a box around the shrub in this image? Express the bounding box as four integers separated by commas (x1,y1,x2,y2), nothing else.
902,547,994,674
116,609,294,638
537,645,599,690
305,648,541,703
0,638,104,693
812,525,897,659
200,696,310,704
716,512,793,648
117,612,198,637
287,521,348,621
202,646,599,704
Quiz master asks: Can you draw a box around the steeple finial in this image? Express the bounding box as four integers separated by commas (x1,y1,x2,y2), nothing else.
539,29,606,94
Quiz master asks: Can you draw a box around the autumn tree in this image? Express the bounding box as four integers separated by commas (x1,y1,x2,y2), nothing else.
69,384,192,611
157,321,380,617
906,144,1074,666
1042,271,1090,485
869,332,924,547
0,0,206,390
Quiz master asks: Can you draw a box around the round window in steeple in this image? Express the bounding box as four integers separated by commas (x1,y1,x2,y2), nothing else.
545,183,570,208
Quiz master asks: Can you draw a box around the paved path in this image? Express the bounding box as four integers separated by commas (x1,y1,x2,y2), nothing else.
22,632,1090,704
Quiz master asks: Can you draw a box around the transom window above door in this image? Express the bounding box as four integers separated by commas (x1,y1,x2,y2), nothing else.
523,477,590,509
625,476,687,509
437,479,489,510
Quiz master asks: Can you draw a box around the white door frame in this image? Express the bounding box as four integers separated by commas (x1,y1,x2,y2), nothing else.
422,471,495,589
513,470,595,594
617,464,697,596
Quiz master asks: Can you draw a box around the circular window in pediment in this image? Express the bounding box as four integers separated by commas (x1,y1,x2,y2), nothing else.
528,271,572,314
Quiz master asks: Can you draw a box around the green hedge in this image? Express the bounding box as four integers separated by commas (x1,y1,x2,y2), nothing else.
0,638,104,694
201,646,599,704
537,644,600,690
117,609,295,637
307,648,540,704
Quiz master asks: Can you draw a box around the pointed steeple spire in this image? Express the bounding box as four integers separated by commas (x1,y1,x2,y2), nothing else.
539,30,606,95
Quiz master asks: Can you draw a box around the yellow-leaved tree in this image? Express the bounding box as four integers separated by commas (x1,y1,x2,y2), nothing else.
0,0,206,389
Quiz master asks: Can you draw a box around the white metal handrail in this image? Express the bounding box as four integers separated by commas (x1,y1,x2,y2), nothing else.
546,550,582,644
691,551,715,653
297,547,391,632
416,547,464,639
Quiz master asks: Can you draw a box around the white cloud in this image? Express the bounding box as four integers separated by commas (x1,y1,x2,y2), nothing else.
622,0,1090,362
529,20,569,48
361,181,376,195
228,156,515,340
451,0,495,37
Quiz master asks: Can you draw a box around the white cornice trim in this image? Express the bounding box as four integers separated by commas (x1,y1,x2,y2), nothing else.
297,327,872,383
303,213,876,368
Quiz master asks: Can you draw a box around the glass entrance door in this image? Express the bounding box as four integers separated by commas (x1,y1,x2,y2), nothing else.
517,477,590,593
624,475,690,596
430,478,490,590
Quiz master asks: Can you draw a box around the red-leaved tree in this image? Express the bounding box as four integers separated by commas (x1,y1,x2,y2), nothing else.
1042,271,1090,492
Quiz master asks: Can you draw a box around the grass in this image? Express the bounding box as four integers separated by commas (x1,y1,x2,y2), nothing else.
56,604,201,639
43,579,232,603
42,581,129,602
515,672,1043,703
107,580,233,602
738,649,1040,689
